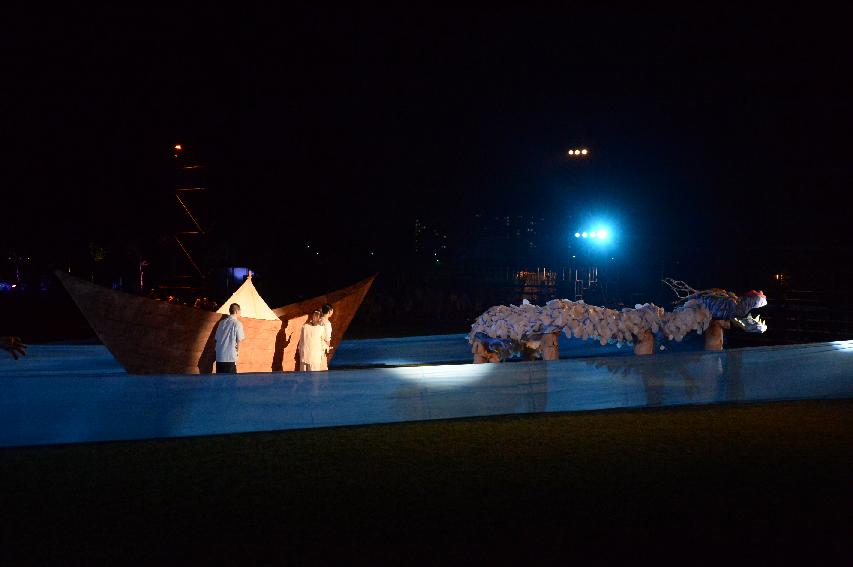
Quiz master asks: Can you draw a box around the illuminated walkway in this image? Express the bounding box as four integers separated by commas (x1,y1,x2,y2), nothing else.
1,339,851,447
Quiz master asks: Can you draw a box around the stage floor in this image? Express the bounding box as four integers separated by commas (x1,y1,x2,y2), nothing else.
1,337,851,447
330,331,639,367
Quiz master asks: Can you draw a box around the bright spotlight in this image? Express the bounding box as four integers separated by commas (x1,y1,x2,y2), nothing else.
576,225,614,246
581,149,588,155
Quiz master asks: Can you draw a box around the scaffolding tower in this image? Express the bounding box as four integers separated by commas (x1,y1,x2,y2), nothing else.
574,266,598,301
161,144,208,298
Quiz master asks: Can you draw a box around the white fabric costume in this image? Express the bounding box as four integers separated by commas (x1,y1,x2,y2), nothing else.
298,324,327,371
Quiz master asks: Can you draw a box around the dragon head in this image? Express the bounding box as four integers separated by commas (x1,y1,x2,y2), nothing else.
733,313,768,333
735,290,767,317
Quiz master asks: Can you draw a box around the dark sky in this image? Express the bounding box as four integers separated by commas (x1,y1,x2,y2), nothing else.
3,7,850,281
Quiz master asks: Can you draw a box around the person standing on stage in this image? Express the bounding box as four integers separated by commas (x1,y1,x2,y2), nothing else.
299,309,327,371
215,303,245,374
320,303,334,358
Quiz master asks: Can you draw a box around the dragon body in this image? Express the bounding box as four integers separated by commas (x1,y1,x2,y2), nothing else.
469,281,768,361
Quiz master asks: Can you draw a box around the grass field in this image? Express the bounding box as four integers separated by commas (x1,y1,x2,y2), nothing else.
2,399,851,564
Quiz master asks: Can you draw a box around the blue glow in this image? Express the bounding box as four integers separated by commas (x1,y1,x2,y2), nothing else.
589,225,612,245
228,267,250,280
590,226,611,242
577,228,610,240
574,220,616,250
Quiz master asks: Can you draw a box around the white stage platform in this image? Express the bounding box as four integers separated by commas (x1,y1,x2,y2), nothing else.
1,338,851,447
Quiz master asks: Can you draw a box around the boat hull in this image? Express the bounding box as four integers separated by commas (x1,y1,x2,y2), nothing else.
55,271,376,374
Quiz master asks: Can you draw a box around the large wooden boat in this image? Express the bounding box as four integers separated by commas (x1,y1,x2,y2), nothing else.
55,270,376,374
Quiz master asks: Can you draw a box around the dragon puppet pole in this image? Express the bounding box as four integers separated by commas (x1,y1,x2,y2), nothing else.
472,339,500,364
704,319,730,351
633,330,655,355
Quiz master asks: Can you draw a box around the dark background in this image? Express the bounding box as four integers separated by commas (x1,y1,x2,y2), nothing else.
2,7,850,340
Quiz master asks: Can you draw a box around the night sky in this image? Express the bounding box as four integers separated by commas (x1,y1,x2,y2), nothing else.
4,7,850,290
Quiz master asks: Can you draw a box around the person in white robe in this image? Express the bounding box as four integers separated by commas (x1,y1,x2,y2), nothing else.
298,310,328,371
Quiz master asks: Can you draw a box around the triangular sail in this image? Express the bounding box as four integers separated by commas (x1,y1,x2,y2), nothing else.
217,275,279,321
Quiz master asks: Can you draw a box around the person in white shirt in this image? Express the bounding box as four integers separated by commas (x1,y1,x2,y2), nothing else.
298,309,327,371
214,303,245,374
320,303,334,359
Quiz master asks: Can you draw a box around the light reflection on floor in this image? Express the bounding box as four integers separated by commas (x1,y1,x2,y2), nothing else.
830,339,853,352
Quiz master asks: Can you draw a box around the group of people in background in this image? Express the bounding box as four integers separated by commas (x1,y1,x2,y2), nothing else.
213,302,335,374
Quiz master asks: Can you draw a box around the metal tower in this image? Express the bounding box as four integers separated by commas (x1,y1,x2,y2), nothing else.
162,143,208,298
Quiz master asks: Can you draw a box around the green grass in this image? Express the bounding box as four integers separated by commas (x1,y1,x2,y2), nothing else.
2,400,851,563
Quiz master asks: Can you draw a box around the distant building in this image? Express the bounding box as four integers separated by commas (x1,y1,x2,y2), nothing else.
413,218,449,261
465,212,549,265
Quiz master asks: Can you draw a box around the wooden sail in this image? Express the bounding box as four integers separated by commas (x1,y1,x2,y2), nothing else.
55,270,376,374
